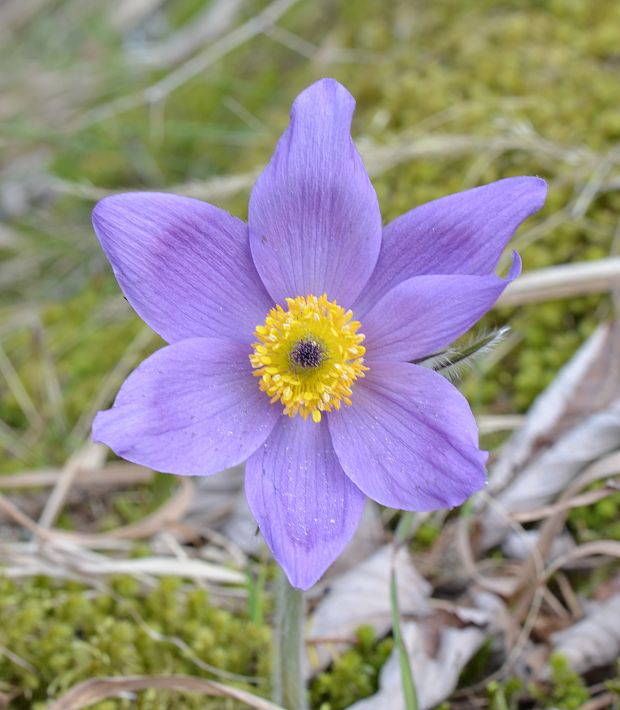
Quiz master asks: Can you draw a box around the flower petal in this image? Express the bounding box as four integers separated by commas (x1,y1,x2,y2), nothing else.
362,253,521,362
245,416,365,590
93,338,279,476
92,192,273,344
329,363,487,511
248,78,382,307
354,177,545,315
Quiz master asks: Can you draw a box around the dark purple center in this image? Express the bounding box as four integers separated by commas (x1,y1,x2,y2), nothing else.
289,338,325,369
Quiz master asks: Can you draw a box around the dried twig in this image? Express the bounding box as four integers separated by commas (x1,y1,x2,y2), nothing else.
45,674,284,710
498,257,620,306
37,442,105,529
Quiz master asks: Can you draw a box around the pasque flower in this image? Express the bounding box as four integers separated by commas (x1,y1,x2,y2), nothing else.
92,79,546,589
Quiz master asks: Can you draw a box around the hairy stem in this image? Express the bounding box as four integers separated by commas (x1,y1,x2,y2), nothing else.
273,568,307,710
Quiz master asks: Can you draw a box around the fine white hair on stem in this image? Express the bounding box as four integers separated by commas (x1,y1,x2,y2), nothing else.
417,326,511,382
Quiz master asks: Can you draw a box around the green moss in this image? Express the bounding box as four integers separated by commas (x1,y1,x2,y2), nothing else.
606,660,620,697
567,482,620,544
486,678,524,710
412,520,442,550
0,576,270,709
530,653,590,709
309,625,393,710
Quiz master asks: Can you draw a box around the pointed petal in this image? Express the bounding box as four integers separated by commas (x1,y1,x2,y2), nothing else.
93,338,278,476
92,192,273,343
362,254,521,362
355,177,545,315
245,416,365,590
329,363,487,511
249,78,382,308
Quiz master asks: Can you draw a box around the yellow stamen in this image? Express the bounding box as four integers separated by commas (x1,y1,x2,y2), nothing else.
250,294,367,422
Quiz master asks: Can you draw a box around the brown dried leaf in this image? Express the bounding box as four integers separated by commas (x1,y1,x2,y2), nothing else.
307,546,431,673
547,593,620,676
346,607,490,710
483,322,620,548
488,323,613,497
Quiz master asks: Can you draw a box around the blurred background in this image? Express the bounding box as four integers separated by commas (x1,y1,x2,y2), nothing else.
1,0,620,708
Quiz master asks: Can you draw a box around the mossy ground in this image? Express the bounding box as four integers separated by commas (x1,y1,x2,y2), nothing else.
2,0,620,707
0,576,270,709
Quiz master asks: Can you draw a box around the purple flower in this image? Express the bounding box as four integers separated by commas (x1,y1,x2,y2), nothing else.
92,78,546,590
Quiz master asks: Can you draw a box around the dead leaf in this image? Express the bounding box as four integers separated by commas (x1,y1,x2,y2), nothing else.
307,546,431,673
185,465,244,529
320,502,385,580
346,608,489,710
488,323,611,498
592,571,620,601
482,323,620,549
501,529,576,562
547,593,620,676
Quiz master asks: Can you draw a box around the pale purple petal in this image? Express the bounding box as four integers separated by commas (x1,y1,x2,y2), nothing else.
362,254,521,362
93,193,273,344
249,78,382,308
329,363,487,511
93,338,278,476
245,416,365,590
354,177,545,315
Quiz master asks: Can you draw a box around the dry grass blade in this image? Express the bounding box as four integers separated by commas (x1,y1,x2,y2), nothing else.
2,544,245,585
477,414,525,434
504,452,620,639
581,693,618,710
0,340,43,428
511,480,620,523
37,442,105,529
498,257,620,306
73,0,302,130
45,675,285,710
0,476,195,545
544,540,620,578
0,462,153,491
70,326,157,443
58,556,245,583
133,0,248,67
0,478,244,584
104,476,194,541
107,0,167,29
0,0,54,40
0,419,31,461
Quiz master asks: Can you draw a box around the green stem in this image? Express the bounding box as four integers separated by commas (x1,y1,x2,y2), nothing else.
391,515,419,710
273,568,307,710
390,567,419,710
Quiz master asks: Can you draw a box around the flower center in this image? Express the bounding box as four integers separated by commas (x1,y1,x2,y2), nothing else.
289,338,325,369
250,294,367,423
